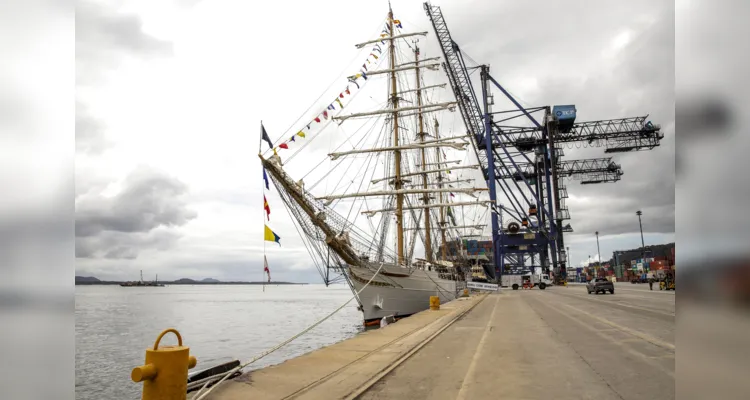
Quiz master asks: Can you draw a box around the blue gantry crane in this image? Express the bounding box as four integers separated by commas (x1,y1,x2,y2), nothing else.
497,158,623,184
424,2,663,282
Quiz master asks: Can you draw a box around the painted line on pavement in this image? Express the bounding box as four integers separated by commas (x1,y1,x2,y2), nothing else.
456,294,501,400
525,296,675,379
616,287,675,295
560,302,675,351
347,294,490,400
548,290,675,318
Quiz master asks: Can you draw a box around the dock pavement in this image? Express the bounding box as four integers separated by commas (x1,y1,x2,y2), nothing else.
210,283,675,400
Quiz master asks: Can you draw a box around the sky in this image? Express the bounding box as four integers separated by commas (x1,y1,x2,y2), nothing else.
75,0,675,282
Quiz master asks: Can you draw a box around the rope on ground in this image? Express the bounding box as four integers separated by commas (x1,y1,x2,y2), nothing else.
190,262,386,400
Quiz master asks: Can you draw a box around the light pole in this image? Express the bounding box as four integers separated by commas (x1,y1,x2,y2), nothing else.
595,231,601,271
636,210,645,263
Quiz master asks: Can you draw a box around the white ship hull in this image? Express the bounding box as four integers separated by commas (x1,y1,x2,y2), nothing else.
347,263,462,323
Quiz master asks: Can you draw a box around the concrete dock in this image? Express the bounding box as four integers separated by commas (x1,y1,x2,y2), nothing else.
210,284,675,400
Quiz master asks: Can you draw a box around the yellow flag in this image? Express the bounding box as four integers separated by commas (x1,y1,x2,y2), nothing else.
297,131,306,138
335,98,344,109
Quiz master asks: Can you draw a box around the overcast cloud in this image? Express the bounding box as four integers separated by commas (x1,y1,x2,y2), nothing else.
75,0,674,281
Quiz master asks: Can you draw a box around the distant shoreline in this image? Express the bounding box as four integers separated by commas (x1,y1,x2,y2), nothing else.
75,281,307,286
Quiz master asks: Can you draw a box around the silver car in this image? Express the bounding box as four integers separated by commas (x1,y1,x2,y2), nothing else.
587,277,615,294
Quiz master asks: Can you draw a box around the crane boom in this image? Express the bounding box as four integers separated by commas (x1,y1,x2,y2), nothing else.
498,158,623,183
494,116,663,152
424,2,488,180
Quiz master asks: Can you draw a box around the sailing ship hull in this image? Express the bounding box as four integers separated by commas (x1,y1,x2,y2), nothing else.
348,264,461,323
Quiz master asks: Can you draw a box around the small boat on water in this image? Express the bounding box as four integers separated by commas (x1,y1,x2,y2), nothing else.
119,270,165,287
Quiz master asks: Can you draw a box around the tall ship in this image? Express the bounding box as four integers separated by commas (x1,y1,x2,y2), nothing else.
260,5,489,325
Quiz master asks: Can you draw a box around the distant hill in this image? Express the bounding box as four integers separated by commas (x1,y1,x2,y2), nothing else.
172,278,198,284
74,275,306,285
75,276,101,283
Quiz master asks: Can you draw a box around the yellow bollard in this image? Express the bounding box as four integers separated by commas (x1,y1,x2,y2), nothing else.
463,288,469,297
132,328,197,400
430,296,440,310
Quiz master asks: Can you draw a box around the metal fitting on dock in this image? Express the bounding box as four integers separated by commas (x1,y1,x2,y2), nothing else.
132,328,197,400
430,296,440,310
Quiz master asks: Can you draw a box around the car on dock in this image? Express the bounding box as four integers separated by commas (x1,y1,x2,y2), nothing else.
587,278,614,294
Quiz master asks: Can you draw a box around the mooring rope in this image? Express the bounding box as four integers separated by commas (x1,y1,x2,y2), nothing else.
191,262,386,400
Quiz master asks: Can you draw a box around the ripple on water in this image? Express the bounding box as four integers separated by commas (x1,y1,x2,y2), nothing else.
75,284,362,400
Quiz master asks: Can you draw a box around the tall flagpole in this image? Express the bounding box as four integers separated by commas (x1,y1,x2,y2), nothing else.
263,188,267,292
262,124,266,292
415,44,433,263
388,6,405,265
259,121,264,154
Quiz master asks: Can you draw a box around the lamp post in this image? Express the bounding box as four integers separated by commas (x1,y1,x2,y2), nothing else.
636,210,645,263
595,231,601,272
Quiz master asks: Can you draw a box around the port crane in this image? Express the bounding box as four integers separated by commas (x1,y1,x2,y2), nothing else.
424,2,663,281
498,158,623,183
496,116,662,153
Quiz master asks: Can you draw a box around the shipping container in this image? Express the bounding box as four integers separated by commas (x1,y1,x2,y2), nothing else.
552,104,577,133
552,105,576,122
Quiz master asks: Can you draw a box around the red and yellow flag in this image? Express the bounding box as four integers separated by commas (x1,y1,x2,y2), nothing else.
263,195,270,220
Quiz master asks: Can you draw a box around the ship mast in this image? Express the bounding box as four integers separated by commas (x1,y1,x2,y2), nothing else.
388,6,405,265
435,119,448,261
415,45,433,263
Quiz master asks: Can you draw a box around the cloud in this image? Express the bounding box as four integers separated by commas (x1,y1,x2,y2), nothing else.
72,1,675,281
75,228,181,259
476,0,675,239
75,101,112,155
75,0,173,84
75,166,196,259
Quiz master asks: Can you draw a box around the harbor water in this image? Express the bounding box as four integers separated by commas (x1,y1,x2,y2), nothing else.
75,284,362,400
